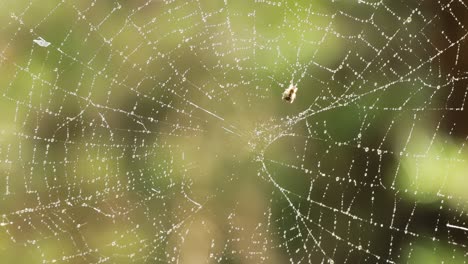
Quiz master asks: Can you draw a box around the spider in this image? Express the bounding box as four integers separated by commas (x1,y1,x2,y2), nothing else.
282,80,298,103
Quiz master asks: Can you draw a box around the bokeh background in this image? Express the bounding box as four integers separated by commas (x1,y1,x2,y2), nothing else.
1,0,468,263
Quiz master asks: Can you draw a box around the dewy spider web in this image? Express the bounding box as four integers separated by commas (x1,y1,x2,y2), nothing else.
1,0,468,263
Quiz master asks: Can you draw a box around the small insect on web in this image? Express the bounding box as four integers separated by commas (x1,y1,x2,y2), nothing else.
282,80,298,103
33,37,51,47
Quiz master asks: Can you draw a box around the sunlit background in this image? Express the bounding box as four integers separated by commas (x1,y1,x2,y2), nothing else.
1,0,468,263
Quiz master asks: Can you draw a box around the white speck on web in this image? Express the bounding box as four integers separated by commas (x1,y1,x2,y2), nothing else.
33,37,51,47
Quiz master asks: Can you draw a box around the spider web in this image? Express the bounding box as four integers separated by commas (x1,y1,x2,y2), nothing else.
1,0,468,263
